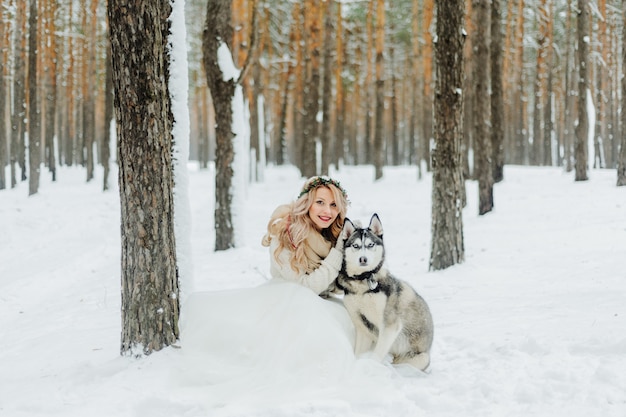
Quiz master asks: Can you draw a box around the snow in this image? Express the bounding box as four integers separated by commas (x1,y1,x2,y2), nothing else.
217,42,240,82
168,0,193,295
1,163,625,417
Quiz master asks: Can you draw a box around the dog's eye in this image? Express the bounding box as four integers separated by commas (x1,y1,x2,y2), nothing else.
352,243,360,249
366,242,375,249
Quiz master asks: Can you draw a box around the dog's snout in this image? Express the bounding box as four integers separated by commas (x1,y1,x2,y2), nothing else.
359,256,368,265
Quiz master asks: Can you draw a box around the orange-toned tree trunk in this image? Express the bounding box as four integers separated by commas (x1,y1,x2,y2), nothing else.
320,0,333,176
421,0,434,172
44,0,58,182
364,0,374,164
11,0,27,186
333,0,344,169
301,0,322,177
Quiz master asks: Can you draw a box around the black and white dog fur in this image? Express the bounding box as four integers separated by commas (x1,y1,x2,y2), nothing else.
336,214,434,371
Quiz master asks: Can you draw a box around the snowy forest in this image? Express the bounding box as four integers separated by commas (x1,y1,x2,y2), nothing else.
1,2,626,414
2,0,626,195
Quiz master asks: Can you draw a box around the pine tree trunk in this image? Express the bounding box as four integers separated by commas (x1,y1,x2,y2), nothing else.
28,0,41,196
0,6,7,190
44,0,58,183
421,0,434,172
373,0,385,180
617,0,626,186
103,42,113,191
320,0,333,176
302,0,321,178
203,0,237,250
491,0,505,183
364,0,374,165
472,0,493,215
109,0,180,356
564,1,574,170
333,0,344,169
575,0,589,181
430,0,465,271
11,0,27,187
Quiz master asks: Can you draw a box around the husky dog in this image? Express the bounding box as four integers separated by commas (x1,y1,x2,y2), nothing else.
337,214,434,371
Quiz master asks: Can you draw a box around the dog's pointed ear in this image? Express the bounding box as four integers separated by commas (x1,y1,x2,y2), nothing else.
368,213,383,237
343,218,356,238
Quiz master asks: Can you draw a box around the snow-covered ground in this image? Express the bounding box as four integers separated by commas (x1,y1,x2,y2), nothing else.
1,163,625,417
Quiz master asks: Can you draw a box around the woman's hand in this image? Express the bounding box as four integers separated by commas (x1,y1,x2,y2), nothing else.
334,223,349,251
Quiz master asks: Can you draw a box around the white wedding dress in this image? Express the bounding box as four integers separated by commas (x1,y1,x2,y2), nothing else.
177,279,368,409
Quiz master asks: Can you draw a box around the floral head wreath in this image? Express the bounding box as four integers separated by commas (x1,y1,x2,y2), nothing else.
297,176,349,202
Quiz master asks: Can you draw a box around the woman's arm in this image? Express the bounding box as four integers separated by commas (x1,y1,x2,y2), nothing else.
269,241,343,294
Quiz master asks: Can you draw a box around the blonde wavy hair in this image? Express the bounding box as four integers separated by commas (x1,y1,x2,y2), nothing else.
261,177,349,273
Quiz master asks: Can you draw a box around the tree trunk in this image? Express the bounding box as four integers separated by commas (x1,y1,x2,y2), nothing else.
44,0,58,183
11,0,27,187
109,0,180,356
421,0,434,172
491,0,505,183
472,0,493,215
290,2,304,170
333,0,345,170
575,0,589,181
301,0,322,178
28,0,41,196
203,0,238,250
103,41,113,191
618,0,626,186
364,0,374,165
410,0,420,171
0,6,7,190
430,0,465,271
564,0,575,170
373,0,385,180
320,0,333,176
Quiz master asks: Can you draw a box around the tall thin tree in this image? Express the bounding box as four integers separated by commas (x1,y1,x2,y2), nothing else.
491,0,505,183
472,0,493,214
202,0,256,250
430,0,465,271
109,0,181,355
575,0,589,181
373,0,385,180
28,0,41,196
618,0,626,186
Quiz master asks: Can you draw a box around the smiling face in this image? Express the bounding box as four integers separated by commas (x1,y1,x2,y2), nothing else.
308,187,339,231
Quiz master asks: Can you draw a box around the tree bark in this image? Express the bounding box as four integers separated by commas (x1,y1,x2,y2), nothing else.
44,0,58,183
109,0,180,356
491,0,505,183
28,0,41,196
373,0,385,180
618,0,626,186
430,0,465,271
103,41,113,191
301,0,322,178
333,0,345,170
203,0,237,250
472,0,493,215
320,0,333,176
575,0,589,181
0,6,7,190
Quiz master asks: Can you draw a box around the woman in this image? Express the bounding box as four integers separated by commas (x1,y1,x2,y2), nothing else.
261,176,349,295
180,176,364,409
